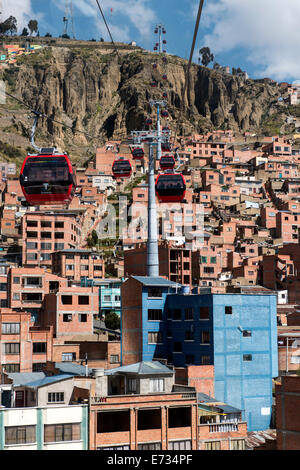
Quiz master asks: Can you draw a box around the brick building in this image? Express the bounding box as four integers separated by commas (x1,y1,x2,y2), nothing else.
22,211,82,268
51,249,105,282
276,375,300,450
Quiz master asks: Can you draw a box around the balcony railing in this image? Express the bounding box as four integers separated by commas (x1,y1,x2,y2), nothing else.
207,423,239,433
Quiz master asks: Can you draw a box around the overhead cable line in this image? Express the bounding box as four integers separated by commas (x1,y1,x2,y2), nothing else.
95,0,120,59
172,0,205,148
2,89,103,142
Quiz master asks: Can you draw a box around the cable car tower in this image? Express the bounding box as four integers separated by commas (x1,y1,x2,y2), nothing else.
154,23,166,54
63,0,76,39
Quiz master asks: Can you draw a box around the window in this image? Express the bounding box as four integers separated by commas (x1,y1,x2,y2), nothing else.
41,221,52,228
205,441,221,450
201,330,210,344
168,440,191,451
81,265,89,271
40,243,52,250
148,287,162,298
55,221,64,228
103,295,111,302
33,342,47,353
55,243,64,250
225,306,232,314
27,220,38,227
41,232,52,239
5,426,36,445
150,378,164,392
27,242,37,249
127,378,137,393
44,423,80,442
27,253,38,261
184,308,193,320
230,439,245,450
185,354,194,364
79,314,87,322
210,257,217,264
4,343,20,354
110,354,119,364
32,363,46,372
48,392,64,403
243,354,252,361
55,232,64,239
2,323,20,334
204,267,214,273
61,295,72,305
138,443,161,450
173,341,182,353
13,277,20,284
3,363,20,373
201,355,210,365
148,309,163,321
62,352,76,362
243,330,252,337
185,330,194,341
200,306,209,320
172,309,181,321
148,331,162,344
78,296,89,305
63,314,72,322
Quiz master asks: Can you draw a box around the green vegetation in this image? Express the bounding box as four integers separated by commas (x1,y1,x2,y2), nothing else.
2,67,19,91
0,140,26,164
104,312,120,331
260,109,285,136
16,47,52,67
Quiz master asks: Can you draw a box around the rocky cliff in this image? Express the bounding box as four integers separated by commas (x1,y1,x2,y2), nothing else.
0,44,289,165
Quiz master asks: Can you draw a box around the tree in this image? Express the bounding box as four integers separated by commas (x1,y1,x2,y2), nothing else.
91,229,98,246
105,312,120,330
21,27,29,36
199,46,214,67
0,16,18,36
61,33,70,39
28,19,38,36
44,32,52,37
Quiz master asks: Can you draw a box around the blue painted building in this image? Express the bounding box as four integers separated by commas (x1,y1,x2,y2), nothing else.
121,277,278,432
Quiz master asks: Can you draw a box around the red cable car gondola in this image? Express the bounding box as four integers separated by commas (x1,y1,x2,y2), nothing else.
159,154,175,170
161,109,168,117
152,63,157,69
155,172,186,203
20,151,76,206
162,74,167,80
112,158,132,178
131,146,144,159
162,91,168,99
145,118,153,126
153,46,157,51
150,80,158,87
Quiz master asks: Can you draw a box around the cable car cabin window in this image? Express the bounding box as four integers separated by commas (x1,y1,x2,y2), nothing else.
156,175,185,195
22,157,71,185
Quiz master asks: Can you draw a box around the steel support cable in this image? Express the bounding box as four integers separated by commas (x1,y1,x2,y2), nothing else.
2,90,102,141
95,0,121,60
172,0,205,148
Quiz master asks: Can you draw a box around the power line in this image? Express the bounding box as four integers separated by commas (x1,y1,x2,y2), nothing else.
172,0,205,148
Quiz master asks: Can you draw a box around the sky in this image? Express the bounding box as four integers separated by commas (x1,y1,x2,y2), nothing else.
2,0,300,83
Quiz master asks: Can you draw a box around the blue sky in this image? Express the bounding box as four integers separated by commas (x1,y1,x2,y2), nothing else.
2,0,300,83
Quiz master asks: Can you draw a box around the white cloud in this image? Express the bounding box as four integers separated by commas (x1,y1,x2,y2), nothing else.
2,0,44,32
54,0,156,42
201,0,300,81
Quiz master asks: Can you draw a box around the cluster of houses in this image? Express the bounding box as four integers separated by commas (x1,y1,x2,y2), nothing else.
0,128,299,450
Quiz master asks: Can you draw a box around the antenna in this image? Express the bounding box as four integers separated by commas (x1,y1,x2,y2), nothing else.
63,0,76,39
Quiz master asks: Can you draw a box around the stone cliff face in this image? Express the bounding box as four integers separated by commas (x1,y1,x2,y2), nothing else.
3,45,282,161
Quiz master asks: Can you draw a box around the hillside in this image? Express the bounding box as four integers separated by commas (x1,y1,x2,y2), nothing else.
0,40,294,167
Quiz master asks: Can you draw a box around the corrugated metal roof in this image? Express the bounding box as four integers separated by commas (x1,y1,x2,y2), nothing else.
8,372,46,386
22,374,74,389
131,276,181,287
105,361,173,376
55,363,92,376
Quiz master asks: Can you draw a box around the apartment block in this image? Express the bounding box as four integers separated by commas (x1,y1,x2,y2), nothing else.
51,249,105,282
22,211,82,268
121,276,278,431
276,375,300,450
42,286,99,340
